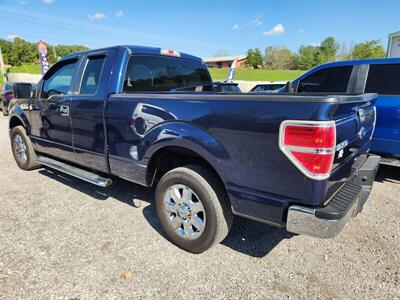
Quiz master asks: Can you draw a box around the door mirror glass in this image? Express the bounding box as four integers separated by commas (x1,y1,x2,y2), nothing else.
14,84,32,99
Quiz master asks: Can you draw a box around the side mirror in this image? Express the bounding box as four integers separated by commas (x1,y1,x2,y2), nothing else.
14,84,33,99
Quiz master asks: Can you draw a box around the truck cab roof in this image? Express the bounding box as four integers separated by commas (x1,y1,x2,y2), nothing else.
62,45,204,63
309,57,400,70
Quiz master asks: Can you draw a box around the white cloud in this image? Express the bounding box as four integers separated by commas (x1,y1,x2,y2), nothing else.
232,24,240,30
115,10,124,18
297,29,305,33
308,42,320,47
20,1,28,4
252,15,263,26
263,23,285,36
89,12,107,21
43,0,54,4
6,34,19,40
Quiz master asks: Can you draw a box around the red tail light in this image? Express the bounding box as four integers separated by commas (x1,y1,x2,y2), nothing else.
279,120,336,180
4,92,14,100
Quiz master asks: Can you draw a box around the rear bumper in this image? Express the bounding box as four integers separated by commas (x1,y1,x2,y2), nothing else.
286,154,380,238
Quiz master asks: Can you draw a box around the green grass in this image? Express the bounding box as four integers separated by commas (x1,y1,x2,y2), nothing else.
209,68,305,81
8,63,42,74
5,64,305,82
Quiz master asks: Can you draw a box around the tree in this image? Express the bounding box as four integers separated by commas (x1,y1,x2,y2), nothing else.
9,38,37,66
264,46,295,70
0,39,12,64
295,45,321,70
54,44,89,58
212,50,229,57
319,37,339,63
352,40,385,59
337,41,354,61
247,48,263,68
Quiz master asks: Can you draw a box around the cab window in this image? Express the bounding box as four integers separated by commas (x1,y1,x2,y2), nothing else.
42,59,78,98
80,55,106,95
123,55,212,92
365,64,400,95
297,66,353,93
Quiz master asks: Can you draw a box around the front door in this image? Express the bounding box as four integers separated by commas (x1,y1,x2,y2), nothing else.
30,58,79,162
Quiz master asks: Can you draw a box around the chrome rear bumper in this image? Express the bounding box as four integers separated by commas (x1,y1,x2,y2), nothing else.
286,155,380,239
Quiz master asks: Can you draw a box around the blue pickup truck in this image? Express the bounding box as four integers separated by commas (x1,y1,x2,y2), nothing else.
8,46,380,253
287,58,400,166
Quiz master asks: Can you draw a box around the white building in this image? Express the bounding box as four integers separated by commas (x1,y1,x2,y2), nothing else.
387,31,400,58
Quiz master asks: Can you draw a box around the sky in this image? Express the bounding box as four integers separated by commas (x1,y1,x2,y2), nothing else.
0,0,399,58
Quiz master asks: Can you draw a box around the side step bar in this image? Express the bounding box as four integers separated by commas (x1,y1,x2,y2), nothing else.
35,156,112,187
380,157,400,167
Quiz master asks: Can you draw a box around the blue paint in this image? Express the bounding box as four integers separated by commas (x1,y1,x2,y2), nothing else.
287,58,400,160
8,46,378,227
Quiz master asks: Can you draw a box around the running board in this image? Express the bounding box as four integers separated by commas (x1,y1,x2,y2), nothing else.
380,157,400,168
35,156,112,187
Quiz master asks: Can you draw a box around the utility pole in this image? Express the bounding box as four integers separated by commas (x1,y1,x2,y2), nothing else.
0,47,7,83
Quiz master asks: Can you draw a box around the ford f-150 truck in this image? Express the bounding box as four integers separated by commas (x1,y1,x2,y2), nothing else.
285,58,400,167
8,45,380,253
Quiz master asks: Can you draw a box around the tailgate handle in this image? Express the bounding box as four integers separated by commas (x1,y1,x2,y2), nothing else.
352,107,366,123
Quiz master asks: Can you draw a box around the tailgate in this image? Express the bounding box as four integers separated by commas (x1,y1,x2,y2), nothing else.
332,94,377,169
323,93,377,203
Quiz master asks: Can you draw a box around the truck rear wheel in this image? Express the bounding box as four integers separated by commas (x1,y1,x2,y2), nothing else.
10,126,40,171
155,165,232,253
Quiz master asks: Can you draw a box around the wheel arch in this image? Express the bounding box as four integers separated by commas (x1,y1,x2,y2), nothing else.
146,145,227,192
141,122,230,187
8,107,31,135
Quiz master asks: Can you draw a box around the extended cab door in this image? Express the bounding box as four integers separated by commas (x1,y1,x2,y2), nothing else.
365,63,400,157
69,50,116,173
30,58,80,162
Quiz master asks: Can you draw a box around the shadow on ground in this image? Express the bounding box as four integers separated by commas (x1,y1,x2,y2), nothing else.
375,164,400,183
39,168,292,257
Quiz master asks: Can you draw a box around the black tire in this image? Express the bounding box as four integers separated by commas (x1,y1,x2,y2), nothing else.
155,165,233,253
10,126,40,171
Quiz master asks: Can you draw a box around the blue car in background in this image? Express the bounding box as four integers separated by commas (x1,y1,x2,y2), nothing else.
287,58,400,166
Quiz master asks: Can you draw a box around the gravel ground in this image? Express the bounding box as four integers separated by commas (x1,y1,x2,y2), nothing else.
0,114,399,299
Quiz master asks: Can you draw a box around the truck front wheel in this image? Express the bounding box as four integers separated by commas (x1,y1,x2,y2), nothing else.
10,126,40,171
155,165,232,253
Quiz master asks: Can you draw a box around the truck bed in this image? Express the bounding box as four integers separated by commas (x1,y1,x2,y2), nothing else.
106,92,377,226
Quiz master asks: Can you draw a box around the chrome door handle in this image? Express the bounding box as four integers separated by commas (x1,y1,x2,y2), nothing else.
59,105,70,116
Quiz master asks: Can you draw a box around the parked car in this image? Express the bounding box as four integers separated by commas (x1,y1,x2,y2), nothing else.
213,81,241,93
286,58,400,167
250,81,286,93
8,45,380,253
0,82,32,116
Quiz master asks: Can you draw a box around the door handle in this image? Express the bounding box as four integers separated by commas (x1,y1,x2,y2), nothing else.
59,105,70,116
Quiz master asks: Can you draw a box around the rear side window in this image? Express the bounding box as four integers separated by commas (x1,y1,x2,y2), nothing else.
80,55,105,95
297,66,353,93
365,64,400,95
123,55,212,92
42,59,78,98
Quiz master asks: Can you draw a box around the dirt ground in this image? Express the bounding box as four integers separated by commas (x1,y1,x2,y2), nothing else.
0,114,399,299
